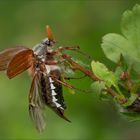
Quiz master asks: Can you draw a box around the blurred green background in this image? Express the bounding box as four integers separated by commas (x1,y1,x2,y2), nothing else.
0,0,140,139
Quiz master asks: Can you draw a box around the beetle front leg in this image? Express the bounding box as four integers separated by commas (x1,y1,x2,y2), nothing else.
61,54,99,81
53,46,80,55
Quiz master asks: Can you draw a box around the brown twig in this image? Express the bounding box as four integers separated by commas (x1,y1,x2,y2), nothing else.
105,87,127,104
62,54,127,104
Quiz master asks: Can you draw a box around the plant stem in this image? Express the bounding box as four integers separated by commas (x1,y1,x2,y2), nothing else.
62,54,127,104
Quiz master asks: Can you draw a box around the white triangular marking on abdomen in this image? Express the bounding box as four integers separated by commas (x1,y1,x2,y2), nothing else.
52,96,61,107
50,83,55,89
48,76,64,110
52,96,57,102
59,106,64,110
52,90,57,95
55,102,61,108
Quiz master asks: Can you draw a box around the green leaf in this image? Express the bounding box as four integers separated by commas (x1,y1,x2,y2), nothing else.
123,93,137,107
91,81,105,94
131,81,140,93
114,66,123,79
91,61,118,87
91,81,111,101
101,4,140,74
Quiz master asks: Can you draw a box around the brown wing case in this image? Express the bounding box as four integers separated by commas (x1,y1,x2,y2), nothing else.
7,49,34,79
0,47,29,71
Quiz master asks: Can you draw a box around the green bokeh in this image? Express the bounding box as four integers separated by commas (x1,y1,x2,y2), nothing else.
0,1,140,139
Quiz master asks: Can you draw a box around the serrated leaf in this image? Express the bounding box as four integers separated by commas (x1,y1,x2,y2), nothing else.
91,61,118,87
101,4,140,74
121,4,140,46
91,61,124,97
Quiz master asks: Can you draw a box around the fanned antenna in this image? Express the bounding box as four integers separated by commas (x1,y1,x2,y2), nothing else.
46,25,54,41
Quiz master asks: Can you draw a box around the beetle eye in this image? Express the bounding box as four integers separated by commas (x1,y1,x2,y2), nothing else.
46,52,51,55
43,40,49,45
